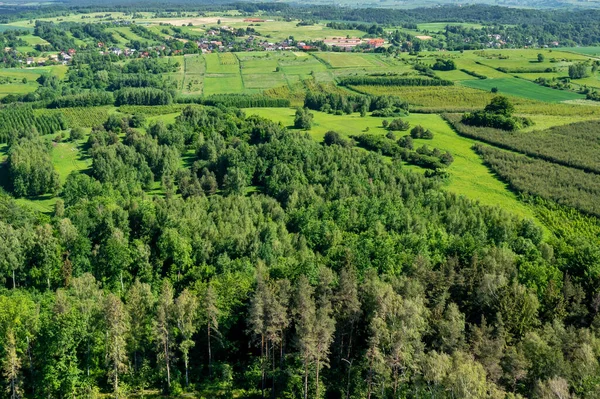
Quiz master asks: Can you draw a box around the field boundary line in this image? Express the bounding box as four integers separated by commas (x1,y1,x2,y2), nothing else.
234,52,246,91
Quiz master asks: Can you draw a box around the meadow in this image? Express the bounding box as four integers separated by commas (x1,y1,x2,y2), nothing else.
244,107,538,220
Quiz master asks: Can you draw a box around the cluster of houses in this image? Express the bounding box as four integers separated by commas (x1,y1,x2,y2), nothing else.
322,37,385,51
25,48,76,66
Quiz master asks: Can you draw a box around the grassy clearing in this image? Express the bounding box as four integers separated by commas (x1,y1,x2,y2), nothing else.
51,140,92,183
244,107,537,220
461,78,585,102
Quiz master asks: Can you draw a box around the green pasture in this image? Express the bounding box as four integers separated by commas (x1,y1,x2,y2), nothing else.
557,46,600,57
51,140,92,183
461,78,585,102
204,75,244,95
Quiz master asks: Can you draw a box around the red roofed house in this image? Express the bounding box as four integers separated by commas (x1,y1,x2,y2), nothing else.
367,38,385,48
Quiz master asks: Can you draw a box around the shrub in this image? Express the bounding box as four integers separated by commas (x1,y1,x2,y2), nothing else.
387,118,410,131
70,127,85,141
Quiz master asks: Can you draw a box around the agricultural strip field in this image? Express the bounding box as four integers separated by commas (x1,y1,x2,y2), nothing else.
182,55,206,95
244,107,538,220
461,78,585,102
474,144,600,217
445,115,600,174
315,53,391,69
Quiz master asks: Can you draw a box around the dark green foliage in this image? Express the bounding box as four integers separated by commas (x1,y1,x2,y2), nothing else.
397,135,413,150
387,118,410,131
114,88,173,106
294,107,313,130
69,127,85,141
432,58,457,71
323,130,352,147
568,62,589,79
352,133,450,169
47,91,114,108
484,96,515,116
460,69,488,79
474,144,600,217
410,125,434,139
0,106,67,143
462,96,532,131
0,91,599,399
7,138,60,197
178,94,290,108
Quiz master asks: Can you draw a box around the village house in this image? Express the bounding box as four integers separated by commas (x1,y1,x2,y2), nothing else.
367,38,385,48
323,37,363,51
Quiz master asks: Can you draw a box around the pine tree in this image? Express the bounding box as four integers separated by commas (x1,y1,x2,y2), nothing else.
126,280,155,384
155,280,175,392
204,283,220,378
2,329,21,399
104,294,129,399
175,288,199,386
294,276,316,399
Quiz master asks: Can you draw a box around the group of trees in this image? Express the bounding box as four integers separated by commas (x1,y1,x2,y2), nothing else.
7,137,61,197
304,91,409,118
462,96,533,131
432,58,457,71
0,104,600,399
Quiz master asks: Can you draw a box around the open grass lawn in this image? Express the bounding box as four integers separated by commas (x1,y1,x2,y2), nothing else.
51,140,92,183
461,78,585,102
244,107,538,220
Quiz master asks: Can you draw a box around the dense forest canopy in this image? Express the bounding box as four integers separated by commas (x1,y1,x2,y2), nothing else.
0,1,600,398
0,104,599,399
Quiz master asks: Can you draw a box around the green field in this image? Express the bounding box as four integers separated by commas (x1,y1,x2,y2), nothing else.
461,77,585,102
315,53,390,68
417,22,483,32
182,55,206,95
557,46,600,57
0,66,67,97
